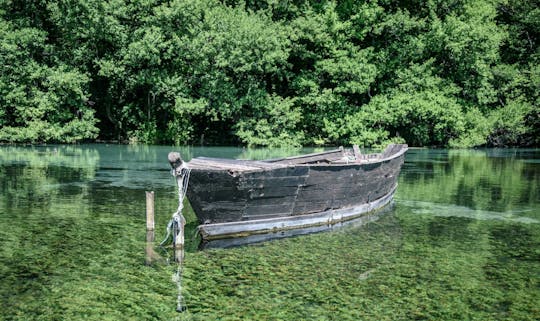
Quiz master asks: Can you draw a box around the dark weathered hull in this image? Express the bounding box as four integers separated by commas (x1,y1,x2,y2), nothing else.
184,144,407,240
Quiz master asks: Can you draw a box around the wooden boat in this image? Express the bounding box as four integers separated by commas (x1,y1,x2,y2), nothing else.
168,144,407,241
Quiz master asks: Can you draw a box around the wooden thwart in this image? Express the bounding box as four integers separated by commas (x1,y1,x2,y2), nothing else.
267,147,345,164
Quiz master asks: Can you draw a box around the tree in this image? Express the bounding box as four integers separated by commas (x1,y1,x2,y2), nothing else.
0,17,98,143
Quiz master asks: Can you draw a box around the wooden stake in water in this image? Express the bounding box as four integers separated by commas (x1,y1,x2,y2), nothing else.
145,191,156,265
146,191,155,231
145,230,156,266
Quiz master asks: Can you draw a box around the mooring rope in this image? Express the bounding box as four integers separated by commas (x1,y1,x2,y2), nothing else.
160,163,191,246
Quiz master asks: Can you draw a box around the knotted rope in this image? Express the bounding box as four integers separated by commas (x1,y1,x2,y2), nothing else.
160,161,191,246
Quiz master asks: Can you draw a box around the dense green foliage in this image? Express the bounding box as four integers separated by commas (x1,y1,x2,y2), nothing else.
0,0,538,147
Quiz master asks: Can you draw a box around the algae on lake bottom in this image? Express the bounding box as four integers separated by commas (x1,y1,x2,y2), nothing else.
0,146,539,320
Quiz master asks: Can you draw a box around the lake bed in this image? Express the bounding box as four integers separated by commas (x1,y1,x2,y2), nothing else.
1,145,538,320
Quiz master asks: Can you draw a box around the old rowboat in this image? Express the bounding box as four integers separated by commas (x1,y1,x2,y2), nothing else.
168,144,407,241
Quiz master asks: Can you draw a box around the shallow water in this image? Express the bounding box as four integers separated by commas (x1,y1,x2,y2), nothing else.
0,145,538,320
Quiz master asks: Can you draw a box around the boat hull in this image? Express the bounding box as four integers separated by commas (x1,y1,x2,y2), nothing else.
186,149,406,240
198,184,397,240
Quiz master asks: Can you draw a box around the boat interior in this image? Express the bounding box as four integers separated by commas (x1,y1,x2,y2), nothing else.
186,144,407,171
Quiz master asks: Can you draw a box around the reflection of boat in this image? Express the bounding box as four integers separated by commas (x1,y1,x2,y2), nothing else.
168,144,408,241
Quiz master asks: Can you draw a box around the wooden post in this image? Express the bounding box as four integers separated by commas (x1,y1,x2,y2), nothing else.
353,145,362,160
145,191,156,266
146,191,155,231
145,229,155,266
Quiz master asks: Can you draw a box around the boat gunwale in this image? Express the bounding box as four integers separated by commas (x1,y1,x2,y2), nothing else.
187,144,408,173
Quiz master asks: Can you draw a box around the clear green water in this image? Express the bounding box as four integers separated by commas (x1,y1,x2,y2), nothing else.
0,145,539,320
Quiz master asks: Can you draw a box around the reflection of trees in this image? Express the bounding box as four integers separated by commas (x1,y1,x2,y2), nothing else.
394,149,539,319
392,207,539,319
0,145,182,319
0,145,99,172
399,149,539,212
0,145,101,316
0,146,99,217
97,144,193,165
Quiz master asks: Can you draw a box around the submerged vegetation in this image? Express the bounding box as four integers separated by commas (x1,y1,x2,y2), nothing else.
178,149,540,320
0,146,538,320
0,0,538,147
180,213,539,321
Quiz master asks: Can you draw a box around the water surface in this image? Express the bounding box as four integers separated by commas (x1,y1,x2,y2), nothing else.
0,145,538,320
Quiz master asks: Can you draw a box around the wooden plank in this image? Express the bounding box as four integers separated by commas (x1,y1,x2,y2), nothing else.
303,167,364,185
295,185,367,201
246,195,296,207
292,200,332,215
248,186,299,199
353,145,361,160
195,157,282,169
380,144,407,160
201,200,246,211
245,203,294,216
242,166,310,179
267,147,344,164
189,158,260,171
196,201,246,224
190,185,238,193
189,170,237,184
192,190,246,203
238,176,309,189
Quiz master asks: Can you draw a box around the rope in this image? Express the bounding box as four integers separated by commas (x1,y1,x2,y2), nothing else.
160,163,191,246
159,158,191,313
